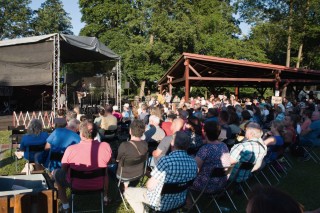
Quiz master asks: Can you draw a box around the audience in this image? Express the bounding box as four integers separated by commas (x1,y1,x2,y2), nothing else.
101,105,118,131
229,122,267,182
152,118,184,164
142,115,165,143
124,131,197,212
54,120,112,212
45,118,81,171
19,119,49,171
191,121,230,193
116,119,148,189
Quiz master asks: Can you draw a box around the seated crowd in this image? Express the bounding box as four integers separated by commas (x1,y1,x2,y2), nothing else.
16,92,320,212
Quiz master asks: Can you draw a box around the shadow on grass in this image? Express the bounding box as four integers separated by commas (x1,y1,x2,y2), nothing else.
0,156,15,169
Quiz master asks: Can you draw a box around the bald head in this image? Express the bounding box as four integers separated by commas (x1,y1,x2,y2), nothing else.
170,118,184,133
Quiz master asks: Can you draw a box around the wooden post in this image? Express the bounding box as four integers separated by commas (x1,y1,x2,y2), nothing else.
168,76,173,96
184,58,190,102
235,86,239,100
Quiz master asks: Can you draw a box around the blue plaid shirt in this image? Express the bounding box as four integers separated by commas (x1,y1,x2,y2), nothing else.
147,150,197,211
230,138,267,182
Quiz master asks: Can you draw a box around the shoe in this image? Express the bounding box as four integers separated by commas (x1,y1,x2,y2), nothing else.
59,205,70,213
104,196,112,206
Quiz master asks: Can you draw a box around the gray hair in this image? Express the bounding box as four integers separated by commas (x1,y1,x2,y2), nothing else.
149,115,160,125
246,122,263,139
67,118,80,131
27,119,43,135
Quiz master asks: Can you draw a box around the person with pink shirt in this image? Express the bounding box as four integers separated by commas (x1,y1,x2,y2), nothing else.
54,120,112,212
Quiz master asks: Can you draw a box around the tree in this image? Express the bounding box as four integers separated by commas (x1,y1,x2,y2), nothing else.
236,0,320,69
0,0,33,40
32,0,73,35
79,0,269,93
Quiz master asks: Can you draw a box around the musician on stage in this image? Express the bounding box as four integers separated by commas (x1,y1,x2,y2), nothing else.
76,82,87,108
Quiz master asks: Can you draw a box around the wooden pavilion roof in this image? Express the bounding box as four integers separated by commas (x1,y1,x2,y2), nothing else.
158,53,320,88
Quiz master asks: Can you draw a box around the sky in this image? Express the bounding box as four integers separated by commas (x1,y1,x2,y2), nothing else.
30,0,251,36
30,0,85,35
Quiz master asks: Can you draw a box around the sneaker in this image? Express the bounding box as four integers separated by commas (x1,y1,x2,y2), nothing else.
59,205,70,213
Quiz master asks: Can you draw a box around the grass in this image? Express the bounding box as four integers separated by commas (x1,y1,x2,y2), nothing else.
0,130,11,144
1,130,320,212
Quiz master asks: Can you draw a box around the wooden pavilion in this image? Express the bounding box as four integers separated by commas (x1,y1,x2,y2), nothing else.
157,53,320,100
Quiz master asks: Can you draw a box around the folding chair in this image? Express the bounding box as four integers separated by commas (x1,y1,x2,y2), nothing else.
101,129,118,142
70,167,107,213
22,144,46,174
9,125,26,156
145,179,194,213
189,166,236,213
232,162,255,200
117,152,148,210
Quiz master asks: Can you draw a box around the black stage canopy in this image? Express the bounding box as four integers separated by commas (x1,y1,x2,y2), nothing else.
0,33,120,86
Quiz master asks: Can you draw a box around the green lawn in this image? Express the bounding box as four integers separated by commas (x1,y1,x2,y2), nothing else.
1,130,319,212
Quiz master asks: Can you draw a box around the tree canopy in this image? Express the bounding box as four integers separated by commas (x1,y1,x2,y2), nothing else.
32,0,73,35
0,0,72,39
79,0,270,91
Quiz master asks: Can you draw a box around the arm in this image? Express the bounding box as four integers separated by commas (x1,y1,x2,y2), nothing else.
146,176,159,191
44,142,51,150
263,136,276,146
152,148,162,158
195,156,203,172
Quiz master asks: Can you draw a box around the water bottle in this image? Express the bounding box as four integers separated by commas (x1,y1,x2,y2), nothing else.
220,206,231,212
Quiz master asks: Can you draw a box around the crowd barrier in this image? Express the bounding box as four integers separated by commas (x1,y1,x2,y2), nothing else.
13,111,55,129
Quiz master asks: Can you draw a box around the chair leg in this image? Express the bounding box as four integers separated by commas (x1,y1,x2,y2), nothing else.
267,165,280,183
269,164,282,178
213,198,222,213
302,147,318,163
101,192,104,213
71,194,74,213
239,183,248,200
225,190,238,211
118,187,129,210
259,170,272,186
188,192,201,213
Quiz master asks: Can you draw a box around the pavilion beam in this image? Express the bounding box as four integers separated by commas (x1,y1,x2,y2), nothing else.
188,64,202,77
184,58,190,101
188,77,275,82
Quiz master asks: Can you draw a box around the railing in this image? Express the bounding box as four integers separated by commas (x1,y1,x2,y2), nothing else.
13,111,55,129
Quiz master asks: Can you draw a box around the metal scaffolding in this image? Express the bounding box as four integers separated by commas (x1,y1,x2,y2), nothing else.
52,34,60,115
116,59,122,109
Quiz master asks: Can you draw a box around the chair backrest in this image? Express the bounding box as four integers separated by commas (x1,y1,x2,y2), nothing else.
120,152,148,167
28,144,45,152
70,167,106,180
210,166,234,178
161,179,194,195
70,167,106,192
104,129,117,136
50,151,64,161
239,162,254,171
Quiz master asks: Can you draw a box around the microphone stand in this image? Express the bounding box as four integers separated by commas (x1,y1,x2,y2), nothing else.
41,91,46,112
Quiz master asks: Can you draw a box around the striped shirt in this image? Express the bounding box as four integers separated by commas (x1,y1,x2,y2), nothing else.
230,138,267,182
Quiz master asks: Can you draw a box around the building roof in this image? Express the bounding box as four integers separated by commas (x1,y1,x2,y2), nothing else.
158,52,320,88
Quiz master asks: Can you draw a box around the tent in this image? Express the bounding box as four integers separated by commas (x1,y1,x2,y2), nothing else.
0,33,121,113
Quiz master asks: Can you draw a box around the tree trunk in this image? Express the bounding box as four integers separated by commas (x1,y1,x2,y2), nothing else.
286,0,293,67
296,0,310,68
139,80,146,98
